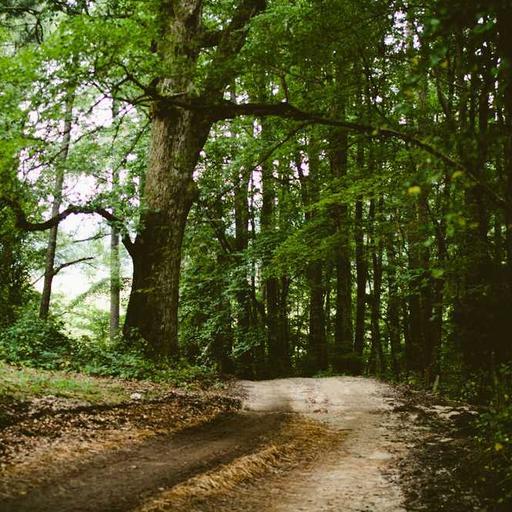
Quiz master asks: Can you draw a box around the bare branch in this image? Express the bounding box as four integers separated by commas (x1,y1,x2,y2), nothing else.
0,197,136,257
52,257,95,277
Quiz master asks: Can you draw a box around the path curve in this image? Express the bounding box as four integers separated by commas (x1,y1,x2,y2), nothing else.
239,377,406,512
0,377,408,512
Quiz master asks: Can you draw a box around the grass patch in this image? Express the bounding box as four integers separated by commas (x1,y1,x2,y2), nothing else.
0,362,129,404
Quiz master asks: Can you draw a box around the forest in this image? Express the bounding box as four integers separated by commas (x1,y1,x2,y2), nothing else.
1,0,512,510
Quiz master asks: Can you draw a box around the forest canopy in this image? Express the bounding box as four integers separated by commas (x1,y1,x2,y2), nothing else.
0,0,511,395
2,1,512,506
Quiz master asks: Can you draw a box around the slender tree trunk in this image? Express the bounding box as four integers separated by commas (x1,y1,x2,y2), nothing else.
233,167,255,377
368,198,384,375
354,198,367,370
109,101,121,341
261,127,289,376
297,148,328,373
386,236,401,380
329,128,353,372
307,261,328,372
212,252,235,374
406,199,427,377
39,91,74,319
110,174,121,341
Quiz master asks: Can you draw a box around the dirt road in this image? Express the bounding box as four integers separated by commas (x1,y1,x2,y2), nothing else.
0,377,412,511
239,377,406,512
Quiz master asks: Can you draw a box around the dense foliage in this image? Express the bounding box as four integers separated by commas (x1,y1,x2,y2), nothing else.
0,0,511,506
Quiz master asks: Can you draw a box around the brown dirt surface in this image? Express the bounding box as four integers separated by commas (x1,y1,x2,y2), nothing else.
0,376,488,512
394,386,487,512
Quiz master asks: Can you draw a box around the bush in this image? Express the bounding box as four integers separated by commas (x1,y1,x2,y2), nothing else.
0,312,221,388
475,404,512,510
0,312,73,369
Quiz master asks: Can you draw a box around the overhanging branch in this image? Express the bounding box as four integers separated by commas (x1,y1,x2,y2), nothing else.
166,97,505,206
0,197,136,257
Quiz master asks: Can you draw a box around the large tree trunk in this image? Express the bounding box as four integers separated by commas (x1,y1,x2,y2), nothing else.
123,108,211,356
39,91,74,319
496,4,512,365
122,0,265,357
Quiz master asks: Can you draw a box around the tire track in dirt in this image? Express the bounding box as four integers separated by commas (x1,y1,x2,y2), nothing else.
1,377,409,512
0,412,288,512
233,377,407,512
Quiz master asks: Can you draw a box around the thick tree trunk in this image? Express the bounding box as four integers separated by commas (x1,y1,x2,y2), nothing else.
39,92,74,319
123,0,265,357
123,108,211,357
497,4,512,364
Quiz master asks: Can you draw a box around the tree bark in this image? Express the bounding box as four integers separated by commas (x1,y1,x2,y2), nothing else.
386,236,401,380
261,158,289,376
39,91,74,320
298,146,328,373
123,107,211,356
368,198,384,375
110,177,121,342
123,0,265,357
354,198,367,369
110,101,121,342
233,166,255,376
329,128,353,372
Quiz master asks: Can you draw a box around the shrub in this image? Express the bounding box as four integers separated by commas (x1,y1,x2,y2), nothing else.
0,312,72,369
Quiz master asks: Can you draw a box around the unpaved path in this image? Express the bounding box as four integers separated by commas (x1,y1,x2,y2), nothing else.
239,377,405,511
0,377,411,511
0,412,288,512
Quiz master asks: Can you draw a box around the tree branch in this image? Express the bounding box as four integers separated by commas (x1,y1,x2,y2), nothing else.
0,197,136,257
166,97,506,206
52,257,95,277
202,0,266,94
199,28,223,48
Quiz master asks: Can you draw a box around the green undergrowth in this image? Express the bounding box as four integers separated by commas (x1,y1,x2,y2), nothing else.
0,312,222,398
0,362,129,404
